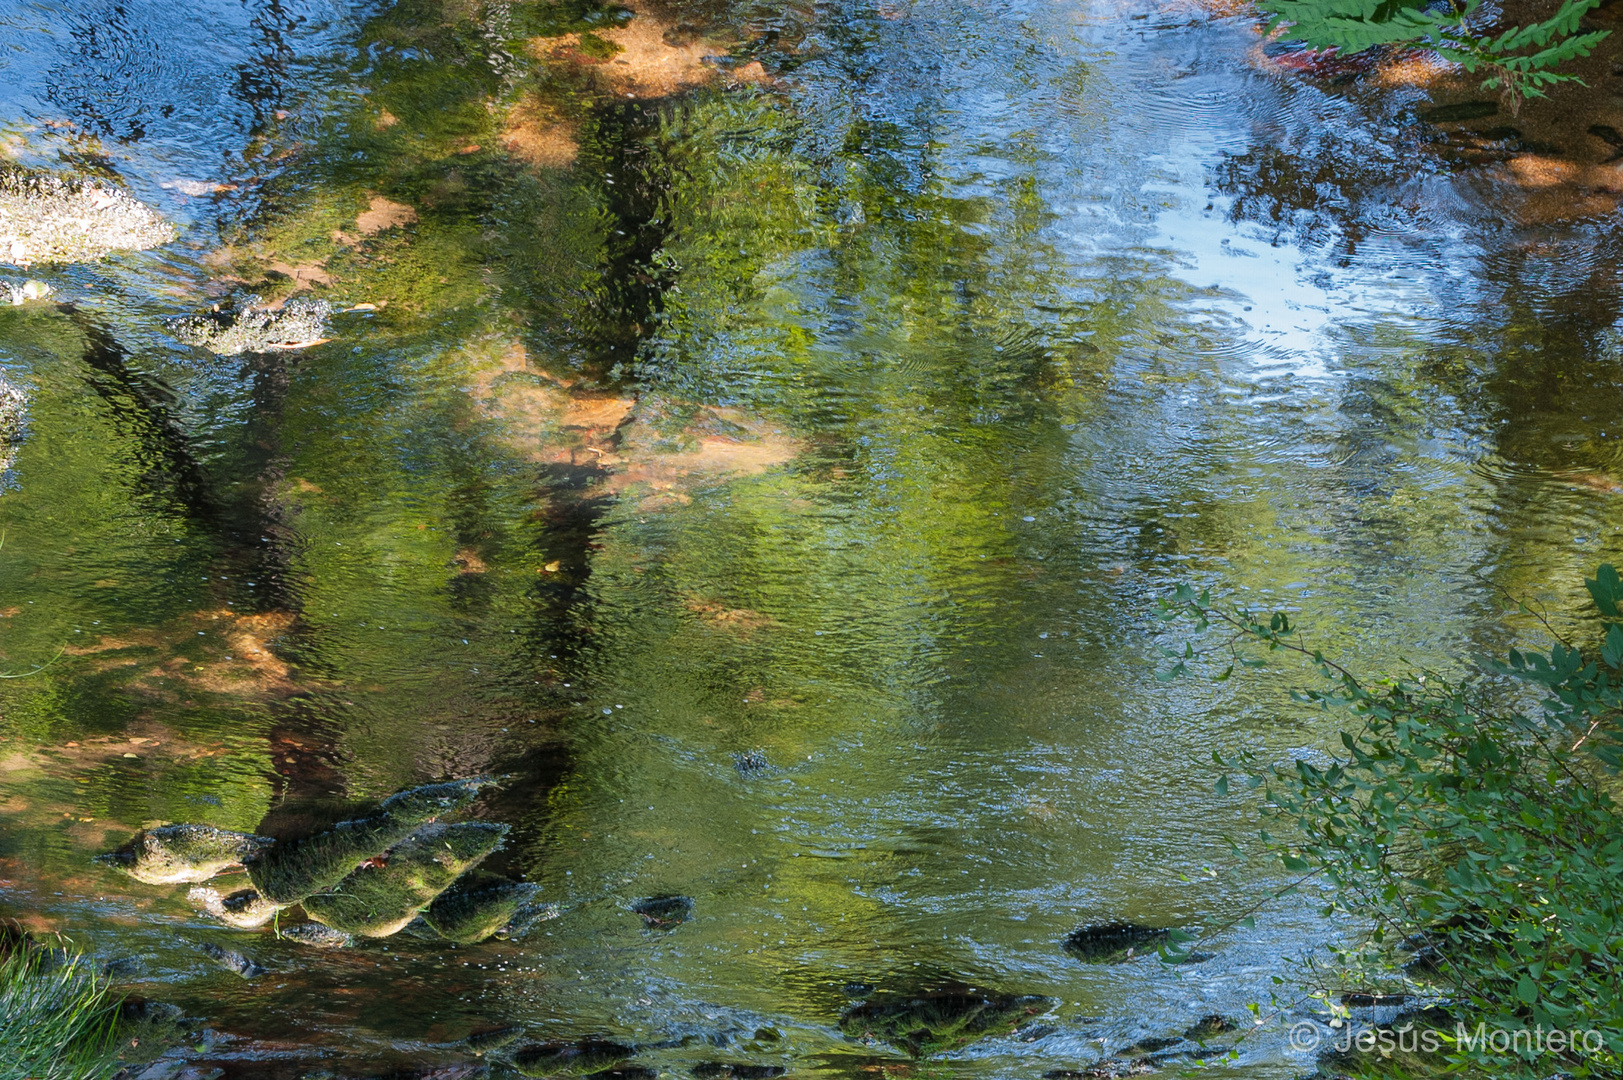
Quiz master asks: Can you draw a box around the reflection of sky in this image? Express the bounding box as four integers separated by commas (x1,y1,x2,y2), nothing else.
0,0,367,221
924,0,1501,383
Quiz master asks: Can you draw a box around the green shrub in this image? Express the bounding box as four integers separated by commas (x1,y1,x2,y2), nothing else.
1160,567,1623,1078
1258,0,1610,108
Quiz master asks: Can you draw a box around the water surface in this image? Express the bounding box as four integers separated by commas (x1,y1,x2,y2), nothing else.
3,0,1623,1075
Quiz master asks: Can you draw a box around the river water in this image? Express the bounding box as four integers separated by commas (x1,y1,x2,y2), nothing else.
2,0,1622,1076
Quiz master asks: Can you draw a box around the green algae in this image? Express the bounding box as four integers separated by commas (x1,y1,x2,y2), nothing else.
96,825,273,886
422,874,540,944
300,821,508,937
246,777,496,904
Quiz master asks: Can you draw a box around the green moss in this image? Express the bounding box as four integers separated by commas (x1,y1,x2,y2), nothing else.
423,874,540,943
247,777,495,903
95,825,273,886
301,821,508,937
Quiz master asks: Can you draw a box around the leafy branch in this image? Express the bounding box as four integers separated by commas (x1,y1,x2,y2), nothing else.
1155,568,1623,1078
1257,0,1610,110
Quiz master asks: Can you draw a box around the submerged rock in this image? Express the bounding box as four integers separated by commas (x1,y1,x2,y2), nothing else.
0,168,175,266
97,825,273,885
1061,922,1170,963
423,875,541,944
247,776,497,904
278,922,354,949
1043,1062,1157,1079
196,940,267,979
169,297,332,356
0,372,25,474
1182,1015,1237,1041
187,884,285,928
302,821,508,937
732,750,769,774
511,1039,636,1077
630,894,694,928
839,987,1049,1057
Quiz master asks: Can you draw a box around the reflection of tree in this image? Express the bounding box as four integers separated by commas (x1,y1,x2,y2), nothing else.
1210,131,1427,261
234,0,302,139
1211,102,1623,635
42,3,158,143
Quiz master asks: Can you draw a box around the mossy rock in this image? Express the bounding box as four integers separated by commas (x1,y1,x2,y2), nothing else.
97,825,273,886
0,167,175,266
187,884,285,928
302,821,508,937
839,987,1049,1057
423,874,540,944
170,297,333,356
511,1039,636,1077
247,776,496,904
1060,922,1170,963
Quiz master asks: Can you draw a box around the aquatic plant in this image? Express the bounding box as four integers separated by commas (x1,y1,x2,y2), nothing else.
423,874,540,943
96,824,273,886
248,776,497,903
1163,566,1623,1078
0,928,120,1080
302,821,508,936
1258,0,1608,107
